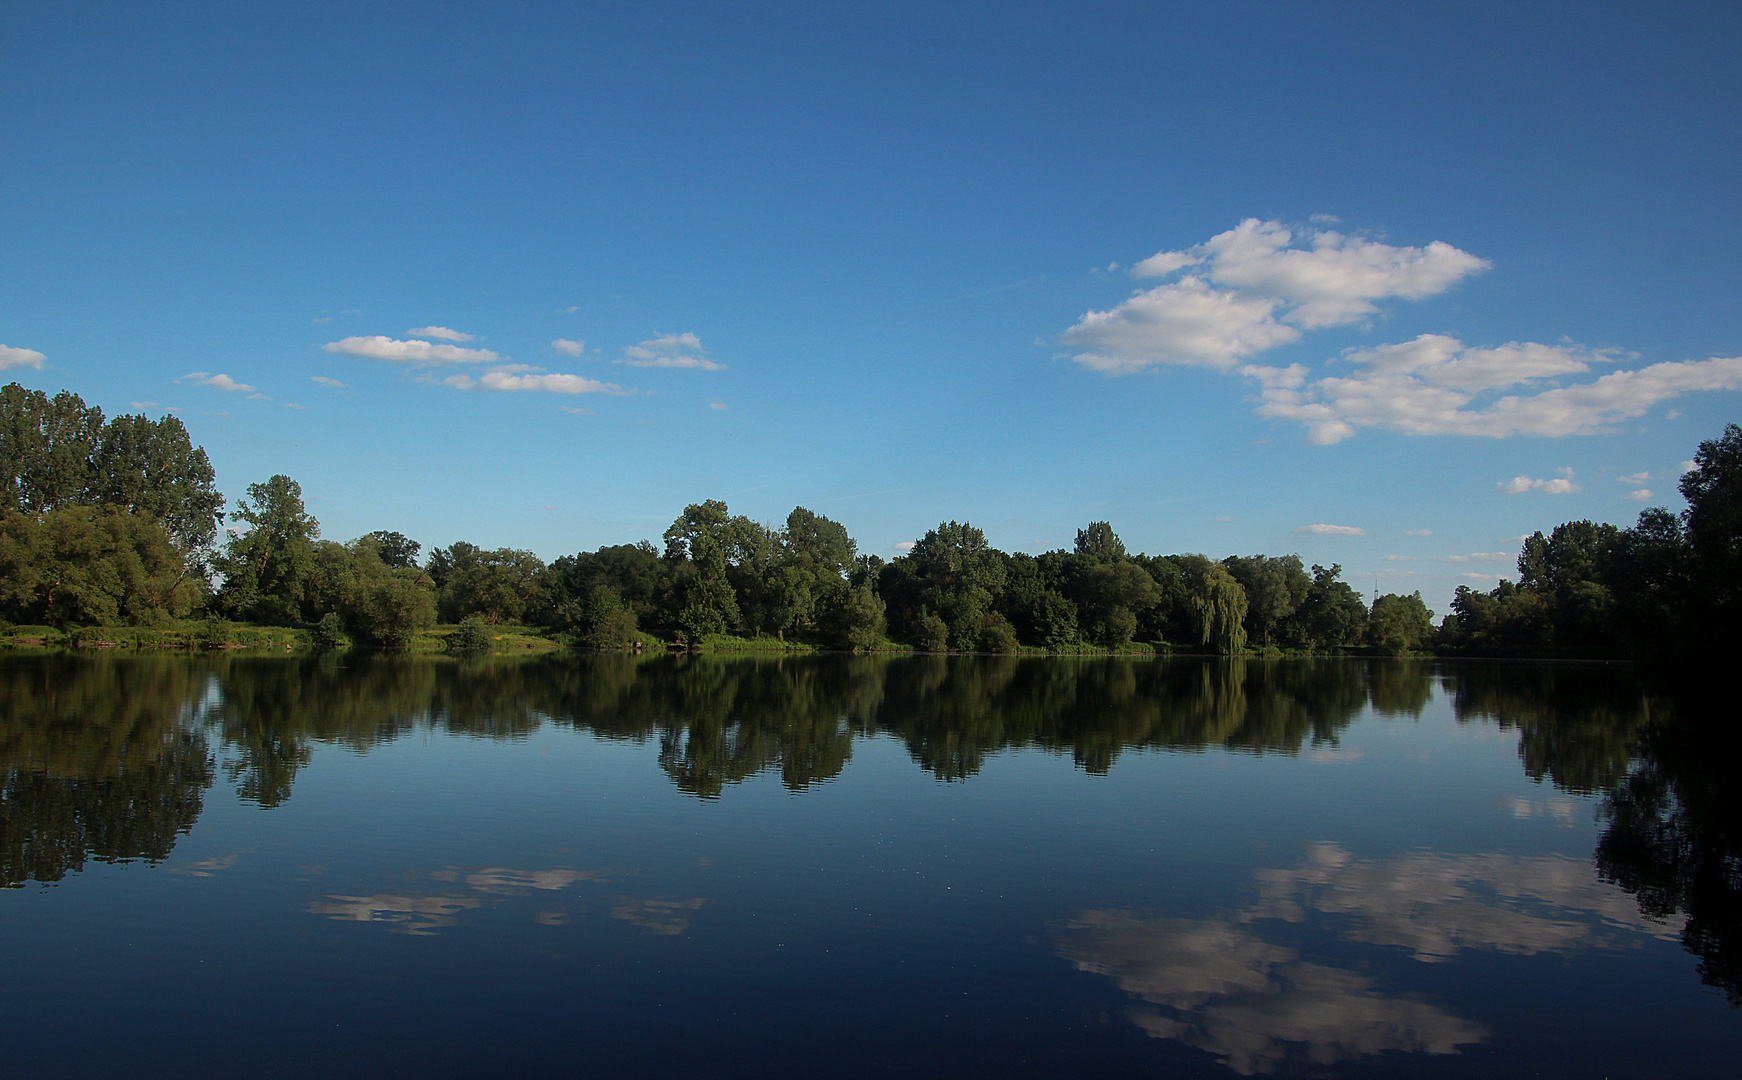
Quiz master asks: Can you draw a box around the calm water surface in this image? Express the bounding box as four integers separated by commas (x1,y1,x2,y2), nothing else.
1,652,1735,1077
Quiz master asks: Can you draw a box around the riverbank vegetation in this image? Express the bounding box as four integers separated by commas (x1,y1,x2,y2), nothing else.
3,382,1736,663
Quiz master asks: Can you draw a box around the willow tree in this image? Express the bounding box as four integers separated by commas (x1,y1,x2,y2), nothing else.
1177,554,1248,653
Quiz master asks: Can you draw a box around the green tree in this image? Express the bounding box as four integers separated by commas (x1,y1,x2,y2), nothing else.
426,542,550,624
1177,555,1248,652
1368,591,1434,655
0,505,201,626
1223,554,1310,647
1073,521,1126,561
214,475,320,625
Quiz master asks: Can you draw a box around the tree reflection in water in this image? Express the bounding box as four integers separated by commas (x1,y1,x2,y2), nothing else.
1,650,1737,1014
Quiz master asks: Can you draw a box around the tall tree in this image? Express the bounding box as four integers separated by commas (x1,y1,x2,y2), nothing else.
214,475,320,625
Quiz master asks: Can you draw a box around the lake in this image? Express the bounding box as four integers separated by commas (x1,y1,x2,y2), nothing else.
1,652,1735,1077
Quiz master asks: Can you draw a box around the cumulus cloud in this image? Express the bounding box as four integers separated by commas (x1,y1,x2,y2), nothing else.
1617,471,1650,484
445,365,627,396
1622,488,1653,501
323,336,499,365
1498,475,1582,494
618,333,725,370
551,338,585,357
178,372,258,393
1295,523,1367,536
1,344,46,370
1061,275,1296,373
893,541,917,551
1128,218,1489,328
1066,220,1742,444
310,376,347,388
407,326,475,342
1682,459,1698,473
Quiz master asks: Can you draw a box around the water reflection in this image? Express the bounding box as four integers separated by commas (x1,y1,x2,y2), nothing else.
1250,842,1681,959
1058,911,1489,1075
3,650,1738,1017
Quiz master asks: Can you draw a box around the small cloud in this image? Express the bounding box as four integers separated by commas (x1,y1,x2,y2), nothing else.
619,333,725,370
559,305,579,314
283,402,306,410
1622,488,1653,501
1554,466,1575,478
1441,553,1514,563
451,365,629,396
551,338,585,357
178,372,258,393
310,376,347,388
1294,523,1367,536
559,406,593,415
709,400,728,411
1666,409,1683,419
246,393,273,401
323,336,499,365
1215,515,1234,522
1682,460,1698,473
1405,529,1433,537
129,401,157,410
1498,476,1582,494
543,504,556,510
1617,471,1650,484
894,541,916,552
407,326,476,342
313,317,332,324
340,309,362,315
1385,555,1417,562
1462,573,1502,583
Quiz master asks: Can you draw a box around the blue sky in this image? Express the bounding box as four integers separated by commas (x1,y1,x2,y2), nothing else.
4,0,1739,610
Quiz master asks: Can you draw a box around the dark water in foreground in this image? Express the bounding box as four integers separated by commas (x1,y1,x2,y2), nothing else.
1,652,1736,1077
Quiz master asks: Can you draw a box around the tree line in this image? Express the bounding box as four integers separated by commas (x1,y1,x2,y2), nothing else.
3,383,1737,660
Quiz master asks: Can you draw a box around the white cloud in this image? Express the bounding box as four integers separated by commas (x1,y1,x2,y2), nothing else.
709,400,728,411
559,305,579,314
1498,476,1581,494
447,365,627,396
1441,553,1514,563
1,344,46,370
894,541,917,551
246,393,273,401
1252,340,1742,445
618,333,725,370
1681,459,1698,473
1125,218,1487,327
407,326,475,342
1385,555,1417,562
323,336,499,365
1061,276,1296,373
310,376,347,388
283,402,306,410
559,406,593,416
1622,488,1653,501
1067,220,1742,444
1405,529,1434,537
130,401,156,410
178,372,258,393
1294,523,1367,536
551,338,585,357
1617,471,1650,484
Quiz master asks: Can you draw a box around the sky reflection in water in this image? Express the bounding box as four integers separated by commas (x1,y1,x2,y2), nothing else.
0,652,1734,1078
